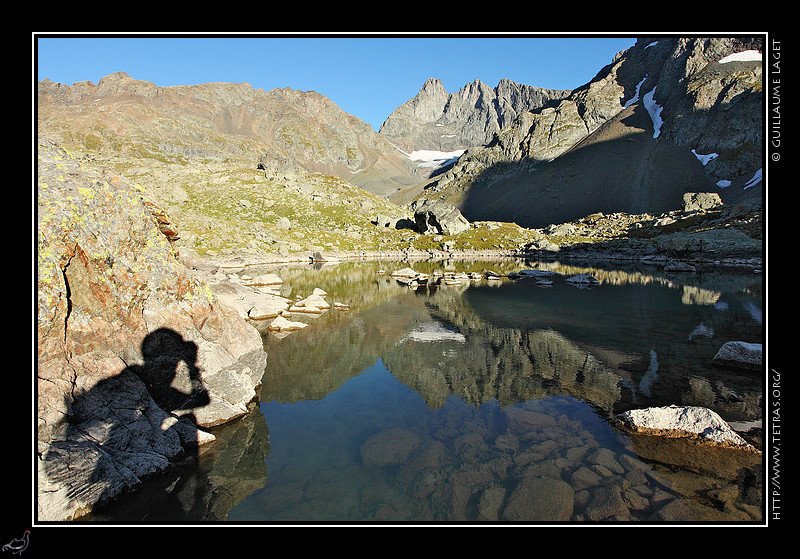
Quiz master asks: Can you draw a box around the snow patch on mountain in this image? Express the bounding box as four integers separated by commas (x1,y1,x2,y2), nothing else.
393,144,466,169
643,87,664,139
719,50,761,63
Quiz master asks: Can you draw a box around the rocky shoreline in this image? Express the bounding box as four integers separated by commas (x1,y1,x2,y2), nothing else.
193,231,763,274
187,190,762,274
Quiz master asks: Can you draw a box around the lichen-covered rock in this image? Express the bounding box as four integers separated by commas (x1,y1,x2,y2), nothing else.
36,139,267,520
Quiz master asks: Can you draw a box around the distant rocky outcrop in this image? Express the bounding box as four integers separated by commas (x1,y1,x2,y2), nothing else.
37,139,267,521
712,341,763,370
682,192,723,212
411,198,470,236
379,77,571,152
418,37,763,228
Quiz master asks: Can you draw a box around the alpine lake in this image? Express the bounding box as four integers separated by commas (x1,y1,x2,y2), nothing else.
88,257,765,524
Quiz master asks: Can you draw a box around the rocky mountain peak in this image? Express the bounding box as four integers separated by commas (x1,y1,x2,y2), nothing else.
97,70,136,84
395,77,451,123
421,77,446,92
380,77,571,152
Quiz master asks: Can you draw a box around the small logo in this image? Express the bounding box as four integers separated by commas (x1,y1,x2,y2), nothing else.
2,531,29,556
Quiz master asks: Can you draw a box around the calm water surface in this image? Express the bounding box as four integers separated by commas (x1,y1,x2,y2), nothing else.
93,259,765,523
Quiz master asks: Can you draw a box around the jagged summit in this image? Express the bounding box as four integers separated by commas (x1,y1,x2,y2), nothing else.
379,76,571,153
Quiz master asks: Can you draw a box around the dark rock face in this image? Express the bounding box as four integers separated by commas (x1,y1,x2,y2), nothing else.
411,198,470,236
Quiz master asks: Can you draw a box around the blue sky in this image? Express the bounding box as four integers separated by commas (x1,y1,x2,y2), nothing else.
36,34,637,130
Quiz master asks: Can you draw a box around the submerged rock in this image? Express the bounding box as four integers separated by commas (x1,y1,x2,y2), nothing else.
712,341,762,370
583,484,628,521
502,476,574,521
361,427,422,468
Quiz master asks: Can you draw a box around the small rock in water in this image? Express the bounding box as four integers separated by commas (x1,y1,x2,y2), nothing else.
566,274,599,284
290,293,331,313
518,269,559,278
664,260,696,272
268,315,308,332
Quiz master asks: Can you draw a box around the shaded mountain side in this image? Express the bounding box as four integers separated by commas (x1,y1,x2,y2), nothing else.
414,37,763,228
457,103,723,228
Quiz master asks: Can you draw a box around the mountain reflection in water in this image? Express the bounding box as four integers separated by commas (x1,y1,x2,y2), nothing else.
92,260,764,523
227,260,763,523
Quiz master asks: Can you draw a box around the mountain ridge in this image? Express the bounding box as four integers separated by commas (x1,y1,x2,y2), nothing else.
38,71,424,197
37,35,764,246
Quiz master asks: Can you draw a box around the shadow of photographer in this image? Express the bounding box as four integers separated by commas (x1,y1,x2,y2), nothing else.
43,328,213,520
135,327,210,432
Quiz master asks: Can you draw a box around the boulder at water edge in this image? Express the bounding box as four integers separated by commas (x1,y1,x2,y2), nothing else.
615,405,756,450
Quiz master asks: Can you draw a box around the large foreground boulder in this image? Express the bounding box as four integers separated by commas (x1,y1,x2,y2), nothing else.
37,139,267,521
